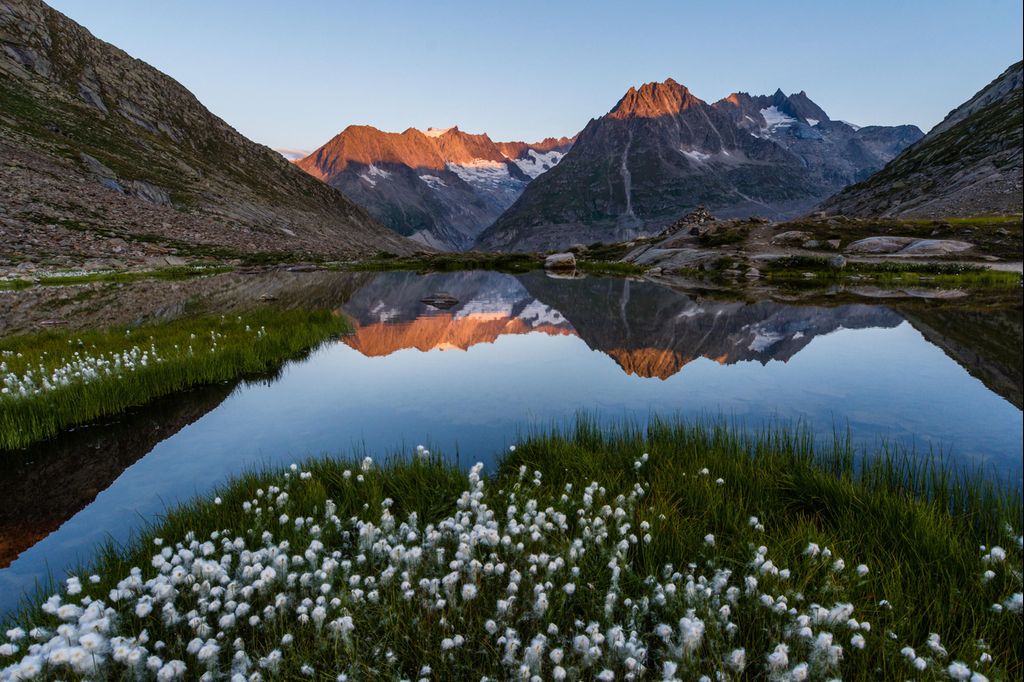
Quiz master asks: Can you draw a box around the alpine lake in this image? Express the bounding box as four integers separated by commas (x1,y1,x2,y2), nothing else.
0,267,1020,614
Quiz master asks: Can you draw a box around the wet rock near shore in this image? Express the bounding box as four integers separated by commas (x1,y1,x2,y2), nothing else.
544,253,577,270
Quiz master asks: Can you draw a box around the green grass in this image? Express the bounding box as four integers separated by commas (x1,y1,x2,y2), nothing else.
339,251,542,274
340,251,648,277
762,257,1023,288
0,266,234,290
576,260,647,276
903,215,1023,227
1,419,1019,679
0,308,349,450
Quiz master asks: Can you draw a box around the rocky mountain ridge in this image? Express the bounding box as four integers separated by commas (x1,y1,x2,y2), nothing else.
476,79,922,252
0,0,416,270
296,125,574,250
819,61,1023,218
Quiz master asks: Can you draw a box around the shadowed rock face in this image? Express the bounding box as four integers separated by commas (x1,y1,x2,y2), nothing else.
820,61,1023,218
0,0,416,268
0,382,234,568
296,127,573,250
477,80,920,252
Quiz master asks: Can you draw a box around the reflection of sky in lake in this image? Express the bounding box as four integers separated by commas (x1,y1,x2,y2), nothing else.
0,283,1020,612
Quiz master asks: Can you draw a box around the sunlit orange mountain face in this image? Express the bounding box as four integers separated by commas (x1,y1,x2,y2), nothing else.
337,272,575,357
336,272,903,379
294,126,574,250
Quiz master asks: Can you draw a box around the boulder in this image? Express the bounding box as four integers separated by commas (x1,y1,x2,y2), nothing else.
899,239,974,255
845,236,974,256
845,236,915,254
770,230,811,246
544,253,577,270
829,255,847,269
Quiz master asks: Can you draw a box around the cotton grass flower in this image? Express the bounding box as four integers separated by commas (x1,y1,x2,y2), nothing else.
1,455,1018,681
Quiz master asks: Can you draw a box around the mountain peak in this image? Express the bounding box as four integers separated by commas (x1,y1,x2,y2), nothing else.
610,78,703,119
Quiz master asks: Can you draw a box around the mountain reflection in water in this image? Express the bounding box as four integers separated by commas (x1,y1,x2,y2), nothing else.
0,269,1019,614
339,271,905,379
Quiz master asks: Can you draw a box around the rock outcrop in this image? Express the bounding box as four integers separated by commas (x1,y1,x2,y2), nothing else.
0,0,417,268
819,61,1023,218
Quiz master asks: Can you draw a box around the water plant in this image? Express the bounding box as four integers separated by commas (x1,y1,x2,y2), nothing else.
0,308,349,451
0,419,1019,680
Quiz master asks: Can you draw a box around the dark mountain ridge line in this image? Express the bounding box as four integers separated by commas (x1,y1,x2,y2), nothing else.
819,60,1023,219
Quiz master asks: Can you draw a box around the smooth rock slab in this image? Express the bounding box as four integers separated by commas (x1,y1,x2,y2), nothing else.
845,237,916,254
845,236,975,256
899,239,974,255
770,230,811,246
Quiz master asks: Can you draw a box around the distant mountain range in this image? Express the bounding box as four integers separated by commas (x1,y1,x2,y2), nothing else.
476,79,923,251
820,61,1023,218
4,0,1017,266
295,127,573,250
0,0,416,268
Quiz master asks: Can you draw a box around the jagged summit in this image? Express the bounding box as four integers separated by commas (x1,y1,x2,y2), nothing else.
477,79,922,252
423,126,455,138
609,78,705,119
715,89,830,130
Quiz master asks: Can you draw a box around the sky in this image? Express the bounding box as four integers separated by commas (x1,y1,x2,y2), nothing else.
47,1,1024,152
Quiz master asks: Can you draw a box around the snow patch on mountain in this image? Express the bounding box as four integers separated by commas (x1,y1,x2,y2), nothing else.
760,106,798,132
681,149,712,163
359,164,392,187
453,297,515,320
517,300,569,328
418,174,447,190
511,149,566,179
748,330,785,352
447,160,514,188
423,127,454,138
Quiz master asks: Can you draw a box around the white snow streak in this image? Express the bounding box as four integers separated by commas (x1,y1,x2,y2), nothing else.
512,150,565,179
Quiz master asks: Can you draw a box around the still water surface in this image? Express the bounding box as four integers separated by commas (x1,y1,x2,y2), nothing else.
0,270,1020,613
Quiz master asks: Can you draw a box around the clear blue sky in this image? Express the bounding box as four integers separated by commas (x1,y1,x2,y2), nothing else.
48,1,1023,151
